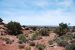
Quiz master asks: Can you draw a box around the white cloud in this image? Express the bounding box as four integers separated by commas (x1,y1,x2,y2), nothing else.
33,0,49,8
1,0,75,26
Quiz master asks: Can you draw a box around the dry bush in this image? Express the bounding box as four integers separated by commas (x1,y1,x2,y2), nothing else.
65,44,75,50
17,34,27,43
4,38,13,44
25,46,31,50
18,44,25,49
36,44,45,50
48,40,54,45
29,41,35,46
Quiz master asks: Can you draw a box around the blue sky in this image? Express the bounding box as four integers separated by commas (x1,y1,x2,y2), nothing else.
0,0,75,26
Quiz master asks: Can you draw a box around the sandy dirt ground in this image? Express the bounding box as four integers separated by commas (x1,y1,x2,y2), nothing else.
0,32,65,50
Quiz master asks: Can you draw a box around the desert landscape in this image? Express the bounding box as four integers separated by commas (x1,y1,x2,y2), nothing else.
0,18,75,50
0,0,75,50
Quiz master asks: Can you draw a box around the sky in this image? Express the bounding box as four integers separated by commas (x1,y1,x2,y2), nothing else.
0,0,75,26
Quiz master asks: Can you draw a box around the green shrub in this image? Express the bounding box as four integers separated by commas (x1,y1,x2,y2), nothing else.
31,31,40,40
54,33,75,47
31,27,37,31
36,44,45,50
31,33,38,40
17,34,27,43
4,38,12,44
70,40,75,44
55,35,70,47
60,35,73,41
55,34,73,43
48,40,54,45
57,40,68,47
39,28,49,36
66,32,75,39
25,46,31,50
65,44,75,50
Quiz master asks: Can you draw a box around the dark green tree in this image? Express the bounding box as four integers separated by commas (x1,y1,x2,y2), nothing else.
7,21,22,35
56,23,69,36
0,18,3,22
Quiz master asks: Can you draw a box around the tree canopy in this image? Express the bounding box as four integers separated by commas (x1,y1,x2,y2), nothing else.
0,18,3,22
7,21,22,35
56,23,69,36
